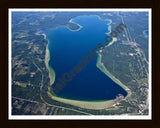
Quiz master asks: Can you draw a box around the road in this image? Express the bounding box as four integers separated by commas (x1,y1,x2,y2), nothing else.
117,12,149,115
12,96,93,115
17,61,93,115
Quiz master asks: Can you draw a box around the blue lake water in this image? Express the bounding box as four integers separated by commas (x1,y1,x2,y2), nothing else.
144,30,149,38
45,15,127,101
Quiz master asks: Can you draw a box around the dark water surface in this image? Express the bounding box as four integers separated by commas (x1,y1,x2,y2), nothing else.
45,15,127,101
144,30,149,38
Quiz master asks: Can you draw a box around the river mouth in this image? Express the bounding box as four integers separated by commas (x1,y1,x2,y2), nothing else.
44,15,127,103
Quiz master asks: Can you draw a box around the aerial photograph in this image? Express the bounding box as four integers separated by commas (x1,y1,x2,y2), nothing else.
9,9,151,119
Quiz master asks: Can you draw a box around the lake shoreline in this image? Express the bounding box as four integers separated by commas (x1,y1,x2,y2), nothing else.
48,91,117,110
96,37,131,99
43,16,131,110
97,54,131,98
44,35,119,110
43,34,56,86
45,38,129,110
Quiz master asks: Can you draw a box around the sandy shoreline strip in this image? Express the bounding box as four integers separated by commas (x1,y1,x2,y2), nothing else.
97,54,131,92
44,34,56,85
48,91,117,110
67,19,83,31
96,37,131,98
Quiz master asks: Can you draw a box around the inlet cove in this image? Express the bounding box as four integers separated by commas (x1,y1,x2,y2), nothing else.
44,15,128,109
